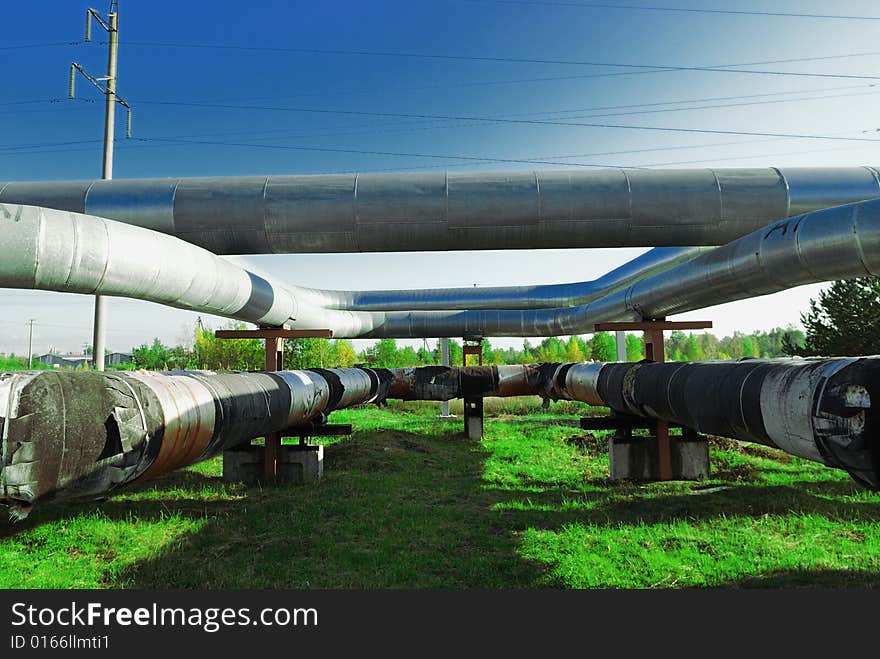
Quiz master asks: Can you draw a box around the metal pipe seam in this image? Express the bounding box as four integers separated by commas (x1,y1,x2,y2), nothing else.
3,167,880,254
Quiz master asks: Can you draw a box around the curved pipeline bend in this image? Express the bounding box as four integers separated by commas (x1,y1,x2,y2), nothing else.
360,196,880,337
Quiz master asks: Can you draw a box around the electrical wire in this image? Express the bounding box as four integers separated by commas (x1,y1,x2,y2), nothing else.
118,40,880,81
131,100,880,142
461,0,880,21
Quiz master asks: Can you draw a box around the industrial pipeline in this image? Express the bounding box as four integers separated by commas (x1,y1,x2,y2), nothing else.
2,167,879,253
2,357,878,517
3,195,879,337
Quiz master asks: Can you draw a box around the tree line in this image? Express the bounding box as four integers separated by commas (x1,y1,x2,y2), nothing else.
128,323,807,371
8,274,872,372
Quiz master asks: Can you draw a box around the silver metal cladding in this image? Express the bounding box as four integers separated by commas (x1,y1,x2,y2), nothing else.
0,203,300,327
778,166,880,216
561,363,607,406
3,167,877,253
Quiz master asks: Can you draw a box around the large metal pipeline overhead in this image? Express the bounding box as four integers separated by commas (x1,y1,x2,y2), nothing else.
2,167,879,253
0,203,708,332
4,197,880,339
359,196,880,337
3,358,878,516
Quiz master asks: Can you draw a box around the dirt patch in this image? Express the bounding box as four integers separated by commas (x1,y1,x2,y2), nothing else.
709,436,793,464
563,433,605,456
325,431,432,472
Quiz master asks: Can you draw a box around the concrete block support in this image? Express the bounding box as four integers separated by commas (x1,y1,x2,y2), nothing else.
608,434,709,482
463,397,484,439
223,444,323,485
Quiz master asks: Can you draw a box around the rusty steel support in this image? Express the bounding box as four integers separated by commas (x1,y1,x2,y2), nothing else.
263,335,283,482
462,337,484,440
594,320,712,481
214,327,333,484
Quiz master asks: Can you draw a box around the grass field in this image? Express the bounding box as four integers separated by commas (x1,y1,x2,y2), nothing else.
2,399,880,589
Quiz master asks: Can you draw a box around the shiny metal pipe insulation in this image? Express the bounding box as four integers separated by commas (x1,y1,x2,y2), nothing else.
2,167,879,253
0,203,299,326
4,197,880,339
0,367,382,516
555,358,880,489
303,246,709,311
361,196,880,337
0,203,704,329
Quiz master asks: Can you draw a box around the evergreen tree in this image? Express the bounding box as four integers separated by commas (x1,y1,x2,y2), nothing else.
789,277,880,356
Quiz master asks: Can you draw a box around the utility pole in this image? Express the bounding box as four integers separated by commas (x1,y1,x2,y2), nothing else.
615,330,627,362
68,1,131,371
26,319,35,369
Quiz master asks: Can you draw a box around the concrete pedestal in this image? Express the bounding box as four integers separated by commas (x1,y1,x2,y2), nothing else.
222,444,323,485
609,434,709,482
463,397,484,439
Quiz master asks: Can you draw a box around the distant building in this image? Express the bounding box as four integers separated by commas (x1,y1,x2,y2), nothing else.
35,353,89,368
107,352,133,365
35,352,132,368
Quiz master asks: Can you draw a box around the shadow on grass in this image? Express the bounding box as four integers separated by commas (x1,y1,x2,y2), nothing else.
724,568,880,588
4,428,879,589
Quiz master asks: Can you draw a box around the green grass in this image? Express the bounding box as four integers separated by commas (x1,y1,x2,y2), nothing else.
3,400,880,588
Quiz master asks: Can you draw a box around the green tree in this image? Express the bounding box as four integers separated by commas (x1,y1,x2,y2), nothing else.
790,277,880,356
565,336,585,362
333,340,358,367
416,345,435,365
684,333,704,361
591,332,616,362
193,323,261,371
741,336,759,359
363,338,400,367
625,333,644,361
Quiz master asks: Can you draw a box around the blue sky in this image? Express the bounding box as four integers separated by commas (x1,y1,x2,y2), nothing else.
2,0,879,354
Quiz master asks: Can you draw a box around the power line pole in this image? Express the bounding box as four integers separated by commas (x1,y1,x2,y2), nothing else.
69,1,131,371
26,319,35,369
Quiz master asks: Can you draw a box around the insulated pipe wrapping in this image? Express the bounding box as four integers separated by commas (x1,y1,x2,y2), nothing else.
557,358,880,489
5,359,877,516
2,167,879,253
306,246,710,311
4,197,880,339
0,368,381,514
0,203,305,326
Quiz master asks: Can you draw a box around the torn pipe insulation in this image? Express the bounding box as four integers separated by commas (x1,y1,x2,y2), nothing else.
357,195,880,337
0,367,384,514
555,358,880,489
2,167,879,254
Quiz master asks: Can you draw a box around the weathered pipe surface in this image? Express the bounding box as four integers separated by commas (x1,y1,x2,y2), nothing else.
558,358,880,489
2,167,879,253
3,358,877,517
0,368,382,517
